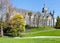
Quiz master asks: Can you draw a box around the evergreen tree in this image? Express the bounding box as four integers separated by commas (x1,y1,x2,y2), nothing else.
56,16,60,28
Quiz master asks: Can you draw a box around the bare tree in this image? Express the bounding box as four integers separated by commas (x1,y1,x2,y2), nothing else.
33,15,36,27
28,12,32,26
0,0,12,37
0,14,4,37
5,0,12,22
0,0,5,37
36,12,41,27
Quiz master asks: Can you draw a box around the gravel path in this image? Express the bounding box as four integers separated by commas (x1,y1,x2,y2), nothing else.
14,36,60,39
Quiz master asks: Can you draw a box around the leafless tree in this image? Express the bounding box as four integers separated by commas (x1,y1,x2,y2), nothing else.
28,12,32,26
0,0,5,37
0,0,12,37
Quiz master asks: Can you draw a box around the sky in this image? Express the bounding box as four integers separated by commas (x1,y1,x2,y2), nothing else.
12,0,60,18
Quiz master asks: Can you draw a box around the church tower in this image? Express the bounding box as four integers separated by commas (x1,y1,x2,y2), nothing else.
42,0,47,26
42,0,47,14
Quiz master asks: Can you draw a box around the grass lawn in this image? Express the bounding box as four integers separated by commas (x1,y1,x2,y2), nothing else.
26,26,55,32
25,30,60,37
0,38,60,43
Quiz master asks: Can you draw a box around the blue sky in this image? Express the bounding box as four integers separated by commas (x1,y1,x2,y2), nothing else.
12,0,60,18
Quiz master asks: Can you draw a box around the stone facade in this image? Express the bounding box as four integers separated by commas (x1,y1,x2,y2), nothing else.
10,4,55,27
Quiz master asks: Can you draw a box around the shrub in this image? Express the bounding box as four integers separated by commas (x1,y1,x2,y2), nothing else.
4,13,26,37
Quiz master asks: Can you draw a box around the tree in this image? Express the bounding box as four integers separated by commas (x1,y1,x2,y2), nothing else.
6,13,26,37
56,16,60,28
0,0,12,37
36,12,41,27
28,12,32,26
6,0,10,22
0,17,3,37
37,15,40,27
33,15,36,27
0,0,5,37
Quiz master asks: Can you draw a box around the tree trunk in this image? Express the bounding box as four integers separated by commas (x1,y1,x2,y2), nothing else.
29,16,31,27
53,18,54,27
1,26,3,37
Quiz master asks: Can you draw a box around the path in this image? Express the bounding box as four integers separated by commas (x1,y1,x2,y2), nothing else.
14,36,60,39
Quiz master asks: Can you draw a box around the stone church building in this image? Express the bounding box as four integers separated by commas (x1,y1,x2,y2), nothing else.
11,3,55,27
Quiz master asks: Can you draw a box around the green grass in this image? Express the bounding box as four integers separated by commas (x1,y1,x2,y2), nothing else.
26,26,54,32
0,38,60,43
25,30,60,37
0,27,60,43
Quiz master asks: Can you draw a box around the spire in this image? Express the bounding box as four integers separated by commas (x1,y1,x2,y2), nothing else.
44,0,46,8
53,10,55,15
42,0,47,13
52,10,55,17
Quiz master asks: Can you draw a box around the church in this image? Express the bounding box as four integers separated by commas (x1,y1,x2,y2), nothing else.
31,4,55,27
0,0,55,27
10,2,55,27
3,0,55,27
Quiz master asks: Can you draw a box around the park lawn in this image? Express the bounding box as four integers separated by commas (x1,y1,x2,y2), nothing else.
25,30,60,37
26,26,55,32
0,37,60,43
